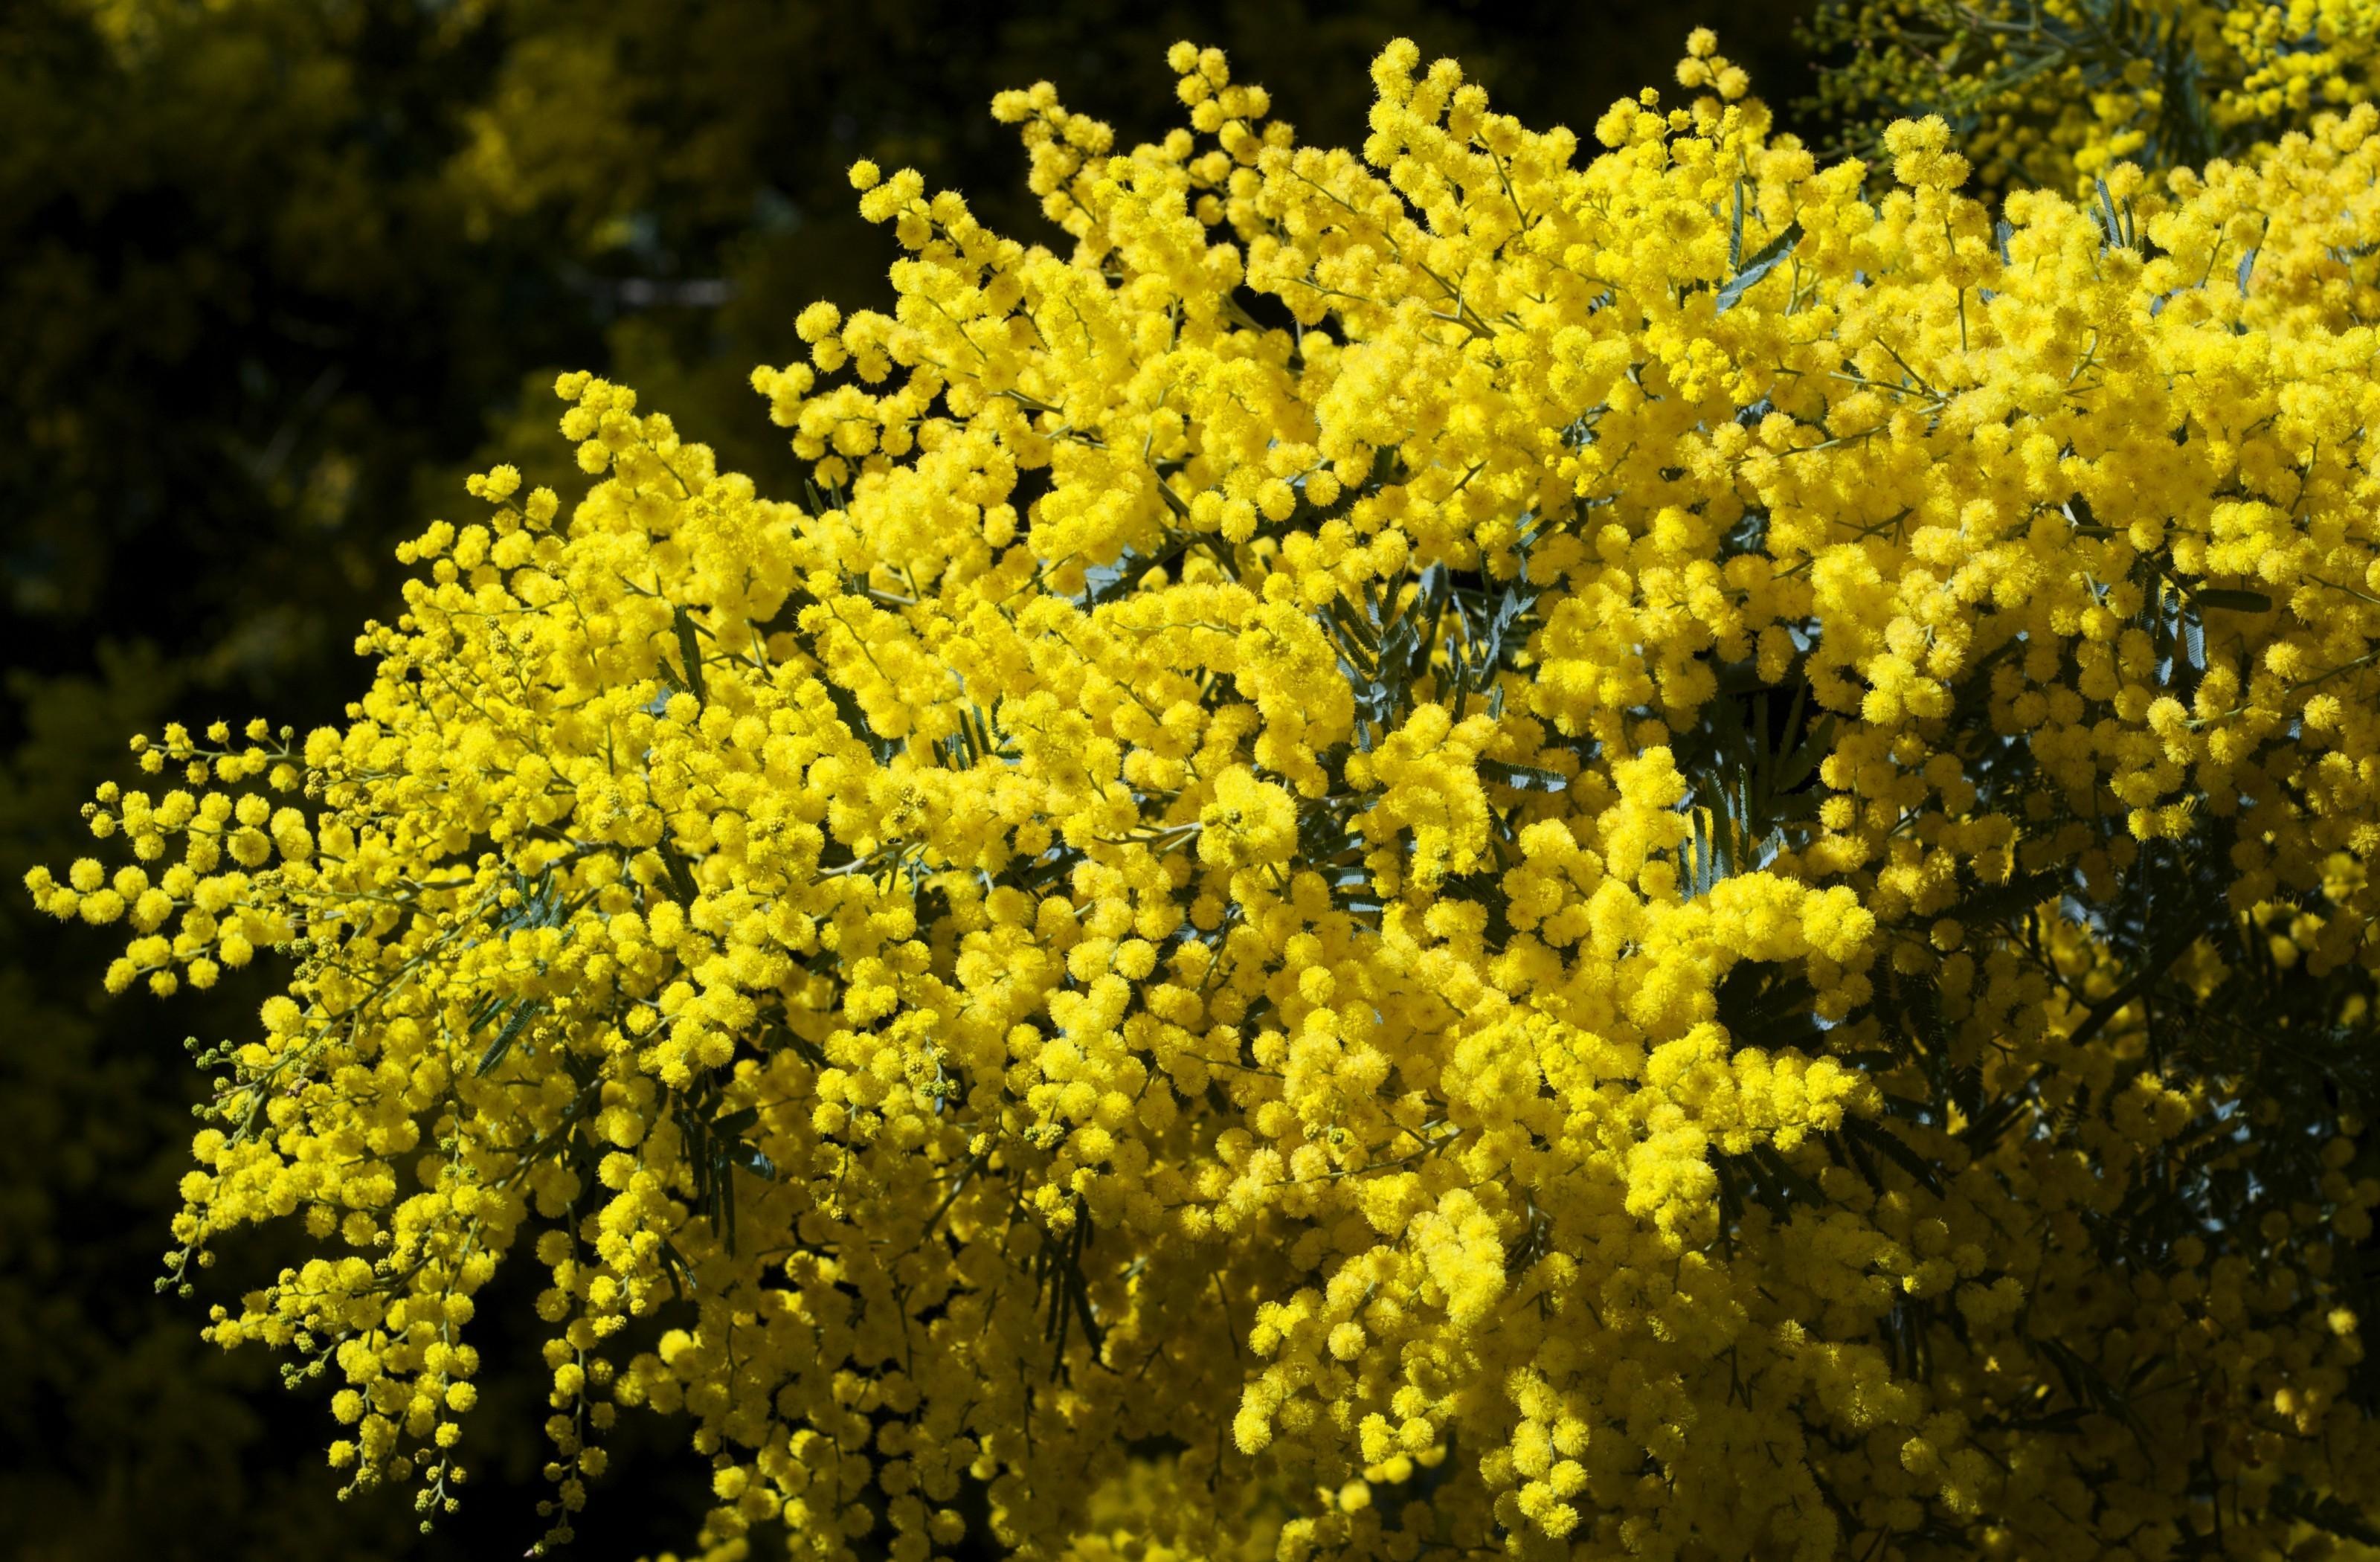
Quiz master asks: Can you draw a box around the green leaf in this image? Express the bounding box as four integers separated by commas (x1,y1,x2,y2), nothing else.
823,675,892,761
1479,759,1568,793
1438,868,1516,947
1940,868,2062,931
1672,664,1831,899
724,1141,778,1182
672,605,707,706
2191,587,2272,613
657,1237,698,1301
1833,1049,1903,1073
1842,1114,1947,1197
1958,1091,2027,1159
2093,177,2131,251
475,997,545,1077
1715,221,1803,314
657,840,701,907
1714,965,1821,1053
1746,1142,1826,1212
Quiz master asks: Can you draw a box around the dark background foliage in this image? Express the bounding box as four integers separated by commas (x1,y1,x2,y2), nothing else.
0,3,1814,1555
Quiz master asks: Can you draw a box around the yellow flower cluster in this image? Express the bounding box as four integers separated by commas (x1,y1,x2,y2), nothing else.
1815,0,2380,190
33,30,2380,1560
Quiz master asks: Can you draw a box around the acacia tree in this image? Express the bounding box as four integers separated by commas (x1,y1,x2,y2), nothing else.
3,6,1815,1556
33,19,2380,1562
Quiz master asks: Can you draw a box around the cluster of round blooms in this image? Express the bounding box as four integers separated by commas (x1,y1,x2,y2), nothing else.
1813,0,2380,190
33,30,2380,1561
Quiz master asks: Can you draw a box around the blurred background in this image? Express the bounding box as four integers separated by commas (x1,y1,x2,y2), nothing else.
0,1,1818,1555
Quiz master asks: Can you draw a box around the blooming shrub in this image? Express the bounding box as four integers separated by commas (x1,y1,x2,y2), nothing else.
31,29,2380,1561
